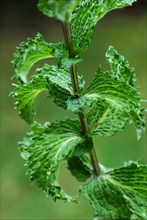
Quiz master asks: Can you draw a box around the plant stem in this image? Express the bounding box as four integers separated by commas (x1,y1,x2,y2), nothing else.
62,21,101,177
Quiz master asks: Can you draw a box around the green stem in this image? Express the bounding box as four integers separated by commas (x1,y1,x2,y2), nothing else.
62,21,100,177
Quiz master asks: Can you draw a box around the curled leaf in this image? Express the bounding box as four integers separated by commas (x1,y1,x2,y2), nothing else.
12,33,67,82
71,0,137,54
12,74,48,123
37,64,85,108
19,119,85,202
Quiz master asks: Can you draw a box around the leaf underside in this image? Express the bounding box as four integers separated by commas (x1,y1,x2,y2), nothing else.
67,154,92,182
80,161,147,219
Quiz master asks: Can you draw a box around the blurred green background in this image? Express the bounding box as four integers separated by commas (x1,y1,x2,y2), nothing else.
1,1,147,219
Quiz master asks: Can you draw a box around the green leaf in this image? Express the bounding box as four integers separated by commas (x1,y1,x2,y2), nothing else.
12,33,67,82
87,101,132,136
38,0,80,21
19,119,85,202
12,74,48,123
106,46,135,86
68,69,144,138
37,64,85,108
59,56,83,69
80,161,147,219
12,64,85,123
67,154,92,182
71,0,137,54
67,47,145,139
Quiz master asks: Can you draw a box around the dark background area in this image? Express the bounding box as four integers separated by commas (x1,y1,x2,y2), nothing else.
1,0,147,35
1,1,147,219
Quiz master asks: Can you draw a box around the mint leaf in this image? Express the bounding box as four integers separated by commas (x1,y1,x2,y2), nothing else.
68,154,92,182
68,69,144,138
87,101,132,136
12,33,67,82
12,74,48,123
37,64,85,108
80,161,147,219
12,64,85,123
71,0,137,54
67,47,145,139
59,56,83,69
19,119,85,202
38,0,80,21
106,46,135,86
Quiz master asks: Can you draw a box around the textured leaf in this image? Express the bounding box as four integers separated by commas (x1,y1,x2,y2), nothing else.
12,33,67,82
59,56,83,69
12,64,85,123
68,69,144,138
106,46,135,86
80,161,147,219
71,0,137,54
19,119,85,202
38,0,80,21
37,64,85,108
67,154,92,182
12,74,48,123
67,47,145,138
87,101,132,136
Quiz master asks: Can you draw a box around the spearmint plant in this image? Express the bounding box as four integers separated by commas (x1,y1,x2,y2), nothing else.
12,0,147,219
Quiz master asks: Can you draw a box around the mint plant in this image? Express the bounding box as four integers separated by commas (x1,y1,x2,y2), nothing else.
12,1,147,219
